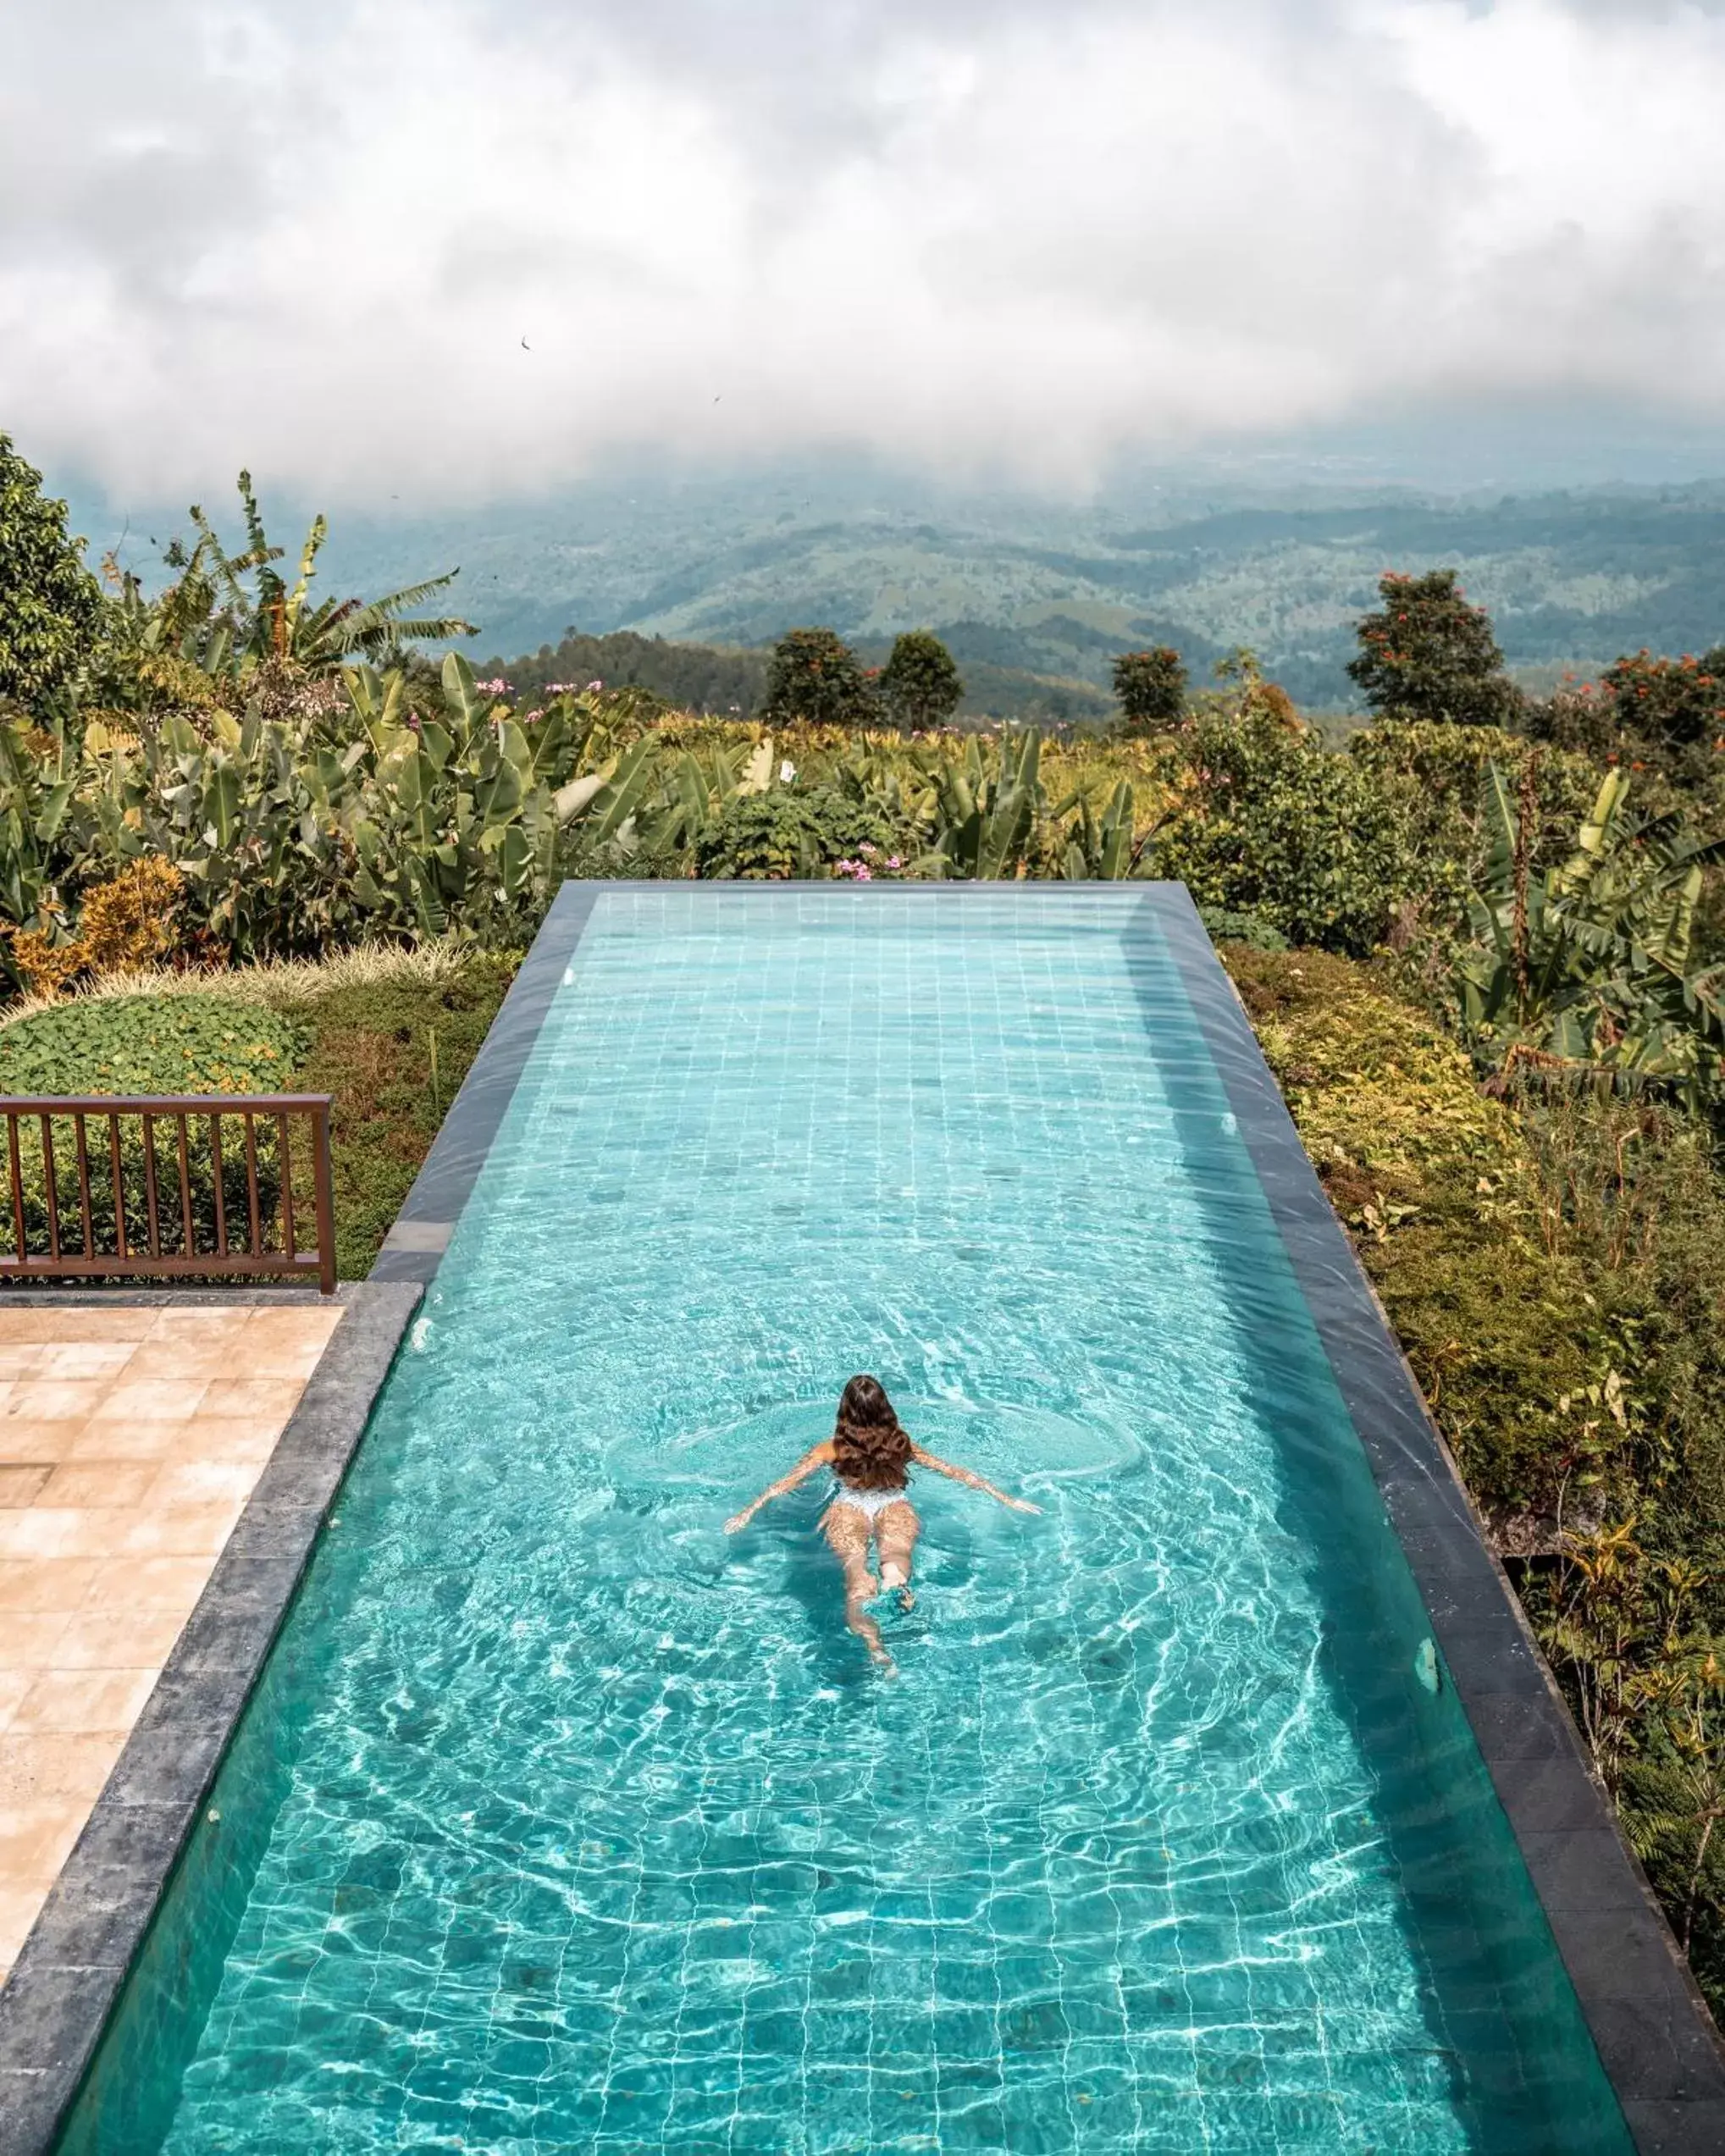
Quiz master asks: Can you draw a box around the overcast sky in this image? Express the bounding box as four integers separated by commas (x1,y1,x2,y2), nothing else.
4,0,1725,506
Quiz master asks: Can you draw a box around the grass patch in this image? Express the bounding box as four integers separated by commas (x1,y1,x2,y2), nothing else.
272,954,517,1280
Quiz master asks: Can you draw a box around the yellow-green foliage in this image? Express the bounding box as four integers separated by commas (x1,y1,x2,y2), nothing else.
1223,947,1647,1528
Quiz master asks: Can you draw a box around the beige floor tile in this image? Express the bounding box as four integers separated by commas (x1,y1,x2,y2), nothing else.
0,1670,33,1733
0,1796,86,1882
0,1420,84,1466
0,1508,136,1561
146,1456,259,1507
0,1309,157,1344
0,1732,121,1805
196,1377,307,1426
0,1557,104,1613
52,1608,187,1671
10,1668,157,1737
66,1418,187,1462
80,1554,210,1615
122,1340,252,1385
147,1306,260,1338
0,1612,72,1671
168,1417,285,1467
36,1461,158,1508
86,1379,209,1424
0,1298,343,1969
0,1464,52,1506
2,1380,110,1424
35,1341,138,1381
120,1503,244,1558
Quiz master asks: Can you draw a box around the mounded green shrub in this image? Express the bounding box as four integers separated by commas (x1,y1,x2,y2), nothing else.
0,994,306,1096
1198,905,1288,952
694,787,898,881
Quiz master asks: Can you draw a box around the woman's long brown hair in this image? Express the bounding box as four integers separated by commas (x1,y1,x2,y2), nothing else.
832,1374,912,1492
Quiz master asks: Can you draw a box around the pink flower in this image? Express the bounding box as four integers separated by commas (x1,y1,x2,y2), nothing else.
587,678,604,693
887,856,902,869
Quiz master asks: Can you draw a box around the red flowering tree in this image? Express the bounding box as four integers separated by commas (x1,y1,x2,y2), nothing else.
1347,569,1523,728
761,627,879,727
1600,648,1725,755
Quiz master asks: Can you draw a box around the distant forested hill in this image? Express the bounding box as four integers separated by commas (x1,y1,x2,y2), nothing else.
97,466,1725,712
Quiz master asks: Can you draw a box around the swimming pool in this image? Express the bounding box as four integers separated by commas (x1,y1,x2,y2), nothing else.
60,886,1629,2151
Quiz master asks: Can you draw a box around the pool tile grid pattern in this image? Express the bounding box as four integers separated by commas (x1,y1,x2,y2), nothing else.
53,886,1642,2151
0,1283,420,2154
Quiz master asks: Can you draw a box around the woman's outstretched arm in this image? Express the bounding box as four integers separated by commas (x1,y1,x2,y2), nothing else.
724,1441,834,1534
909,1443,1041,1514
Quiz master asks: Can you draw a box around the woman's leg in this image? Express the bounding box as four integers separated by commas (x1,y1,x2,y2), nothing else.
875,1500,921,1611
820,1506,890,1666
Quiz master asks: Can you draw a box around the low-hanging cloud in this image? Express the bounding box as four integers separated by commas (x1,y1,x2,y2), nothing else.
3,0,1725,503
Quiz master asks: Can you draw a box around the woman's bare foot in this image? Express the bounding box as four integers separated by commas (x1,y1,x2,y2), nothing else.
879,1558,913,1611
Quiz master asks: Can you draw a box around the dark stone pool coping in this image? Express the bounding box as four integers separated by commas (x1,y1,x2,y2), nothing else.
8,879,1722,2152
0,1277,422,2154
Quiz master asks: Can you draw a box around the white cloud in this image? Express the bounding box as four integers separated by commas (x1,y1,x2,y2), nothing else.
3,0,1725,502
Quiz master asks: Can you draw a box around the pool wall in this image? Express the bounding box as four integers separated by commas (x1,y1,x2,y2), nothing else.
4,881,1722,2154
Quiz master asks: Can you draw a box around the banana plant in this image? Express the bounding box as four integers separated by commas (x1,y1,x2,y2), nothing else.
1456,760,1725,1092
924,728,1044,879
337,655,661,932
1053,778,1142,880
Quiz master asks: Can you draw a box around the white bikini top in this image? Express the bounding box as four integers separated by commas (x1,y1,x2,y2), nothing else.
826,1479,909,1520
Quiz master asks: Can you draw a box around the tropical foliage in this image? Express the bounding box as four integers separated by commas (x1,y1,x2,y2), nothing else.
0,434,106,705
1453,760,1725,1092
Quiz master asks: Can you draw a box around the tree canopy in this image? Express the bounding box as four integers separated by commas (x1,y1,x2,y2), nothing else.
0,434,105,707
1348,568,1523,727
879,630,964,729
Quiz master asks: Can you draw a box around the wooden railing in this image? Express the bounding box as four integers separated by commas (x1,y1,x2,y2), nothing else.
0,1095,337,1296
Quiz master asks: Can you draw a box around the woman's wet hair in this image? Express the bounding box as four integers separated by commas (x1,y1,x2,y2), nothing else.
832,1374,912,1491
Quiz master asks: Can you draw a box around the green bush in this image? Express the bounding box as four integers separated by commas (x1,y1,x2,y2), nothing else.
694,788,897,880
0,994,305,1097
1198,905,1288,951
1151,711,1416,954
0,995,308,1263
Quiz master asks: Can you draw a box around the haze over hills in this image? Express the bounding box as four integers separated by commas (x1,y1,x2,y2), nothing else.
64,462,1725,715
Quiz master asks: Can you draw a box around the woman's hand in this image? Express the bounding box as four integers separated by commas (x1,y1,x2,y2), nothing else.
1009,1496,1042,1514
723,1509,753,1534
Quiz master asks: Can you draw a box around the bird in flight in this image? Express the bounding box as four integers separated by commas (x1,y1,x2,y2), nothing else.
521,335,532,351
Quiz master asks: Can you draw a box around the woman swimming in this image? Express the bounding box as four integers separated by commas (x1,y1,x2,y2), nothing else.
723,1374,1039,1667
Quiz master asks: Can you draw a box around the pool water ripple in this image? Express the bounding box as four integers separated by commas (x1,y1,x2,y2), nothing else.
62,890,1627,2153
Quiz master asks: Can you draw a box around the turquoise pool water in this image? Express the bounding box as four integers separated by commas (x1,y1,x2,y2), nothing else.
64,888,1627,2153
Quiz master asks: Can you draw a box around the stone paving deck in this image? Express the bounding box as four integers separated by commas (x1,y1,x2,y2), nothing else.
0,1301,343,1984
